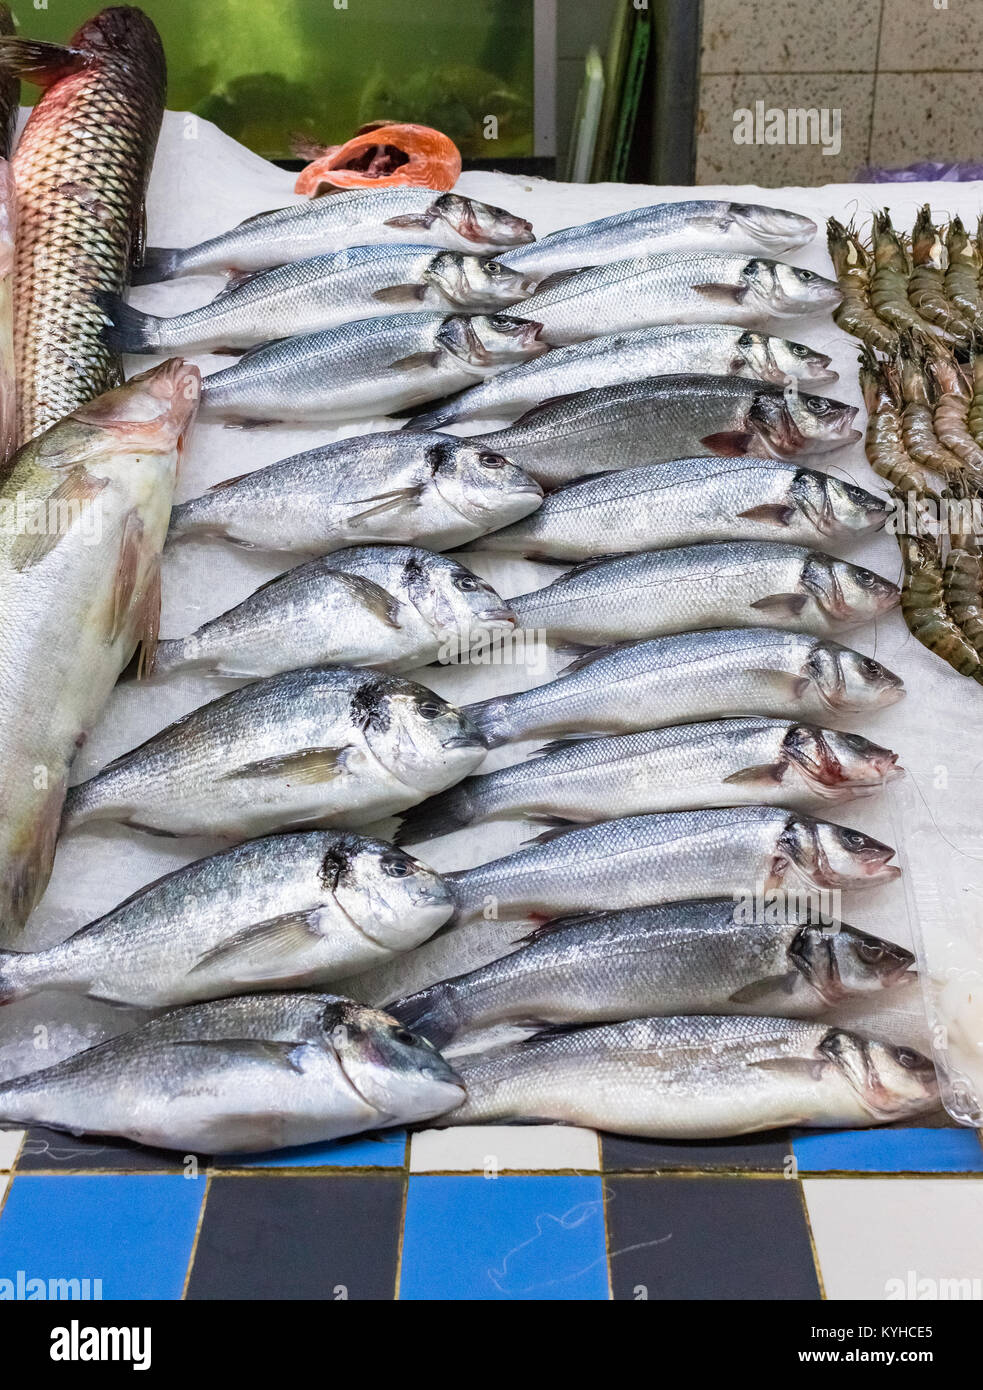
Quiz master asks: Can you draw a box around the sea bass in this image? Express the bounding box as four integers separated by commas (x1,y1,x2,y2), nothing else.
61,666,486,840
407,325,837,431
101,246,539,356
465,628,904,749
443,1016,938,1137
471,375,861,488
0,360,201,942
167,431,542,554
2,7,167,443
135,187,535,283
395,717,902,841
0,993,465,1152
390,902,915,1048
154,545,515,679
0,831,453,1008
200,313,546,426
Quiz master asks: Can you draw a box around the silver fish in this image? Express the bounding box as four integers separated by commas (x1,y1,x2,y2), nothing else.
201,312,546,426
444,1016,938,1137
61,666,486,840
0,831,452,1009
407,325,837,431
442,808,901,928
134,187,536,282
465,628,905,749
473,375,861,489
103,246,539,355
501,200,817,278
154,546,515,679
0,993,465,1152
472,459,890,563
515,254,841,347
166,431,542,554
390,901,916,1048
508,543,900,644
396,718,902,842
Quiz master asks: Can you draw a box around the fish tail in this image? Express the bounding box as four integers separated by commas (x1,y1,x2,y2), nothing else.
0,37,89,87
92,291,164,353
401,402,459,431
131,246,183,285
149,637,188,677
461,695,514,749
394,780,479,844
387,984,459,1050
0,779,67,944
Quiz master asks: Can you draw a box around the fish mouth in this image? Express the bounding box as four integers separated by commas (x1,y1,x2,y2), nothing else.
442,732,487,750
477,606,518,627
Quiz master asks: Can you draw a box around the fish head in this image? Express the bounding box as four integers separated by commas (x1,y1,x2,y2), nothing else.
726,202,818,252
425,252,538,308
438,314,546,372
790,471,891,539
818,1029,938,1121
732,331,836,386
742,258,842,317
798,552,900,624
790,923,915,1004
54,359,202,467
746,386,860,458
363,679,486,791
324,834,453,950
776,814,901,889
780,724,902,800
400,552,516,642
433,192,535,249
322,1000,465,1125
429,439,543,527
803,640,906,712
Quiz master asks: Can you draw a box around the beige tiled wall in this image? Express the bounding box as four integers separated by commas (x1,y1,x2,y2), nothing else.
697,0,983,186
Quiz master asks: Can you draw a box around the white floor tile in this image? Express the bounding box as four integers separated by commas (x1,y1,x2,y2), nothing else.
0,1131,22,1171
410,1124,600,1173
804,1179,983,1300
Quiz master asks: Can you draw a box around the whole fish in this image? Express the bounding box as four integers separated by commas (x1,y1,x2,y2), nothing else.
200,312,546,426
396,717,902,842
2,7,167,444
443,1016,938,1137
61,666,486,841
465,628,905,749
442,808,901,928
0,5,17,468
0,360,201,942
135,187,535,283
514,253,841,347
101,246,539,356
391,902,916,1048
167,431,542,553
154,545,516,679
473,459,890,562
0,993,465,1152
501,200,817,279
508,543,899,645
0,831,453,1008
407,325,837,431
471,375,861,488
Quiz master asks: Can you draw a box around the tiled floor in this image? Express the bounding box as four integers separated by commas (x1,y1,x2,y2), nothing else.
1,1123,980,1299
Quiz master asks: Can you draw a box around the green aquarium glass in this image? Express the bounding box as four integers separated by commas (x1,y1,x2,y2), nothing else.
10,0,537,160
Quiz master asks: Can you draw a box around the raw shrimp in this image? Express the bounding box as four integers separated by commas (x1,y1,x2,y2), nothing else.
908,206,971,343
827,216,898,353
929,354,983,476
860,348,933,496
870,210,959,345
896,334,962,479
900,533,983,679
944,216,983,329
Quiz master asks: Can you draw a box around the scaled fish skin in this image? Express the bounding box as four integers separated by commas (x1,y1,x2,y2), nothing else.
443,1016,938,1137
134,187,535,282
61,665,487,841
0,831,453,1008
0,993,465,1152
2,7,167,443
0,4,17,468
166,431,543,554
0,359,201,942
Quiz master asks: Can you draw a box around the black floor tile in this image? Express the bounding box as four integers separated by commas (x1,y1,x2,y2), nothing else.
186,1176,404,1300
605,1176,821,1300
16,1126,206,1173
601,1130,791,1173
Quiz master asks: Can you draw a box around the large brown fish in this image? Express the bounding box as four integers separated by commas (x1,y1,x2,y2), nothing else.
0,7,165,445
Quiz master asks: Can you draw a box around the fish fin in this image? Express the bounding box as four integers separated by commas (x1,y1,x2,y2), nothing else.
531,266,599,293
526,824,581,846
134,557,162,678
207,471,253,492
130,247,181,286
745,1055,826,1082
558,553,626,578
223,418,281,431
347,486,424,522
701,431,755,455
232,338,289,365
722,762,786,786
224,747,350,784
508,392,580,426
749,592,809,616
383,211,437,230
110,509,147,644
527,736,598,759
728,973,799,1004
389,351,441,371
743,669,811,699
2,776,66,930
517,911,605,945
9,469,109,570
131,201,148,270
178,1111,290,1154
372,283,428,304
92,290,162,354
558,642,627,676
326,571,403,628
737,503,797,526
209,345,250,357
518,1021,590,1045
171,1038,311,1074
221,269,264,294
692,282,749,304
188,911,323,981
0,37,91,86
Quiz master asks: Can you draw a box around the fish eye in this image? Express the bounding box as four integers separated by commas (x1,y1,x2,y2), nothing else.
840,732,869,751
806,396,831,414
478,451,507,469
790,342,811,358
857,941,885,963
859,656,882,676
796,268,818,282
737,330,755,347
854,568,878,588
417,698,446,720
393,1028,418,1046
489,314,513,327
730,202,752,216
894,1047,923,1070
841,829,868,849
453,573,480,591
485,262,504,276
381,853,414,878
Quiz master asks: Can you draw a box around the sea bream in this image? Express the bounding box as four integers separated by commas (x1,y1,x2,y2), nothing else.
499,200,817,279
0,360,201,943
0,993,465,1152
61,666,486,841
470,375,861,488
443,1016,938,1137
100,246,539,356
0,831,453,1008
472,459,890,563
200,312,546,426
390,901,916,1048
134,187,535,283
166,431,542,554
395,717,902,842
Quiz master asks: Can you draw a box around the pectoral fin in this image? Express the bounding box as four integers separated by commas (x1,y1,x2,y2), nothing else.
171,1039,310,1075
722,762,785,786
750,592,809,616
389,351,441,371
225,747,350,784
384,211,437,230
701,431,754,455
328,571,403,628
743,669,810,700
738,503,796,526
9,470,108,570
110,509,146,644
134,556,162,677
728,972,799,1004
348,485,424,522
189,911,324,981
373,283,427,304
0,37,91,87
745,1055,826,1082
692,282,749,304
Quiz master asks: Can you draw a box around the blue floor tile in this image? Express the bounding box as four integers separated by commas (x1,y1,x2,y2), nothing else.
399,1175,609,1301
223,1130,407,1169
792,1127,983,1173
0,1176,205,1300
